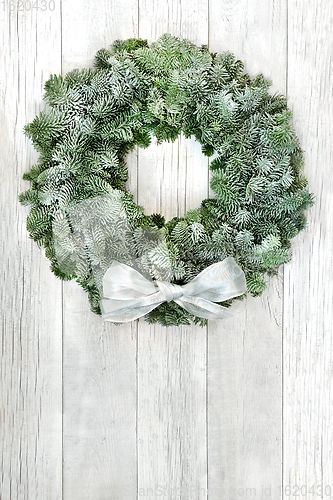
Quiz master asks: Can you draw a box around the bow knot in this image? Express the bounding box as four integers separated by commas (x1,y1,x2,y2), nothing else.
100,257,247,323
156,281,184,302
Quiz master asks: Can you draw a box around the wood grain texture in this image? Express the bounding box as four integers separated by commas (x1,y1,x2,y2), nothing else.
284,1,333,497
62,286,137,499
208,1,287,498
209,0,288,93
0,3,63,500
61,1,139,498
62,0,139,73
208,277,283,499
137,1,209,498
139,0,208,44
138,325,207,499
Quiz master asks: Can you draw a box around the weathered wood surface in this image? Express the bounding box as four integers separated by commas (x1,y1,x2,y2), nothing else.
0,0,331,499
284,0,333,497
61,2,139,499
0,3,63,500
208,2,286,498
137,5,209,498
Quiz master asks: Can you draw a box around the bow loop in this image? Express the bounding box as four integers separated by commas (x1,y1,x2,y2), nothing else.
100,257,247,322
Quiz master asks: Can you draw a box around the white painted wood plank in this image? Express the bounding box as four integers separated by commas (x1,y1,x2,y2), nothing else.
0,3,63,499
208,1,287,497
61,1,139,498
209,0,287,93
284,1,333,496
138,136,209,221
137,2,209,498
139,0,208,44
62,0,139,73
208,277,283,498
62,289,138,499
138,325,207,499
137,138,209,498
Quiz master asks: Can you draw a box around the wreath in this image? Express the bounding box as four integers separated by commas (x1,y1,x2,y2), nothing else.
20,34,313,327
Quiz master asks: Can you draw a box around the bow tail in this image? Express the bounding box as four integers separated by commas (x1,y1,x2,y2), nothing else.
176,296,242,320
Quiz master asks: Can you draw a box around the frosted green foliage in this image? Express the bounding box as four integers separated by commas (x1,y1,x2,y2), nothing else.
20,34,314,326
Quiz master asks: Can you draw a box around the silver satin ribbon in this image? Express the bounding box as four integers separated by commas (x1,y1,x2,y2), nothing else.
100,256,247,322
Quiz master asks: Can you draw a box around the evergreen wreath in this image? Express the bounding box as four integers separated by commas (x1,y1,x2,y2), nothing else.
20,34,314,327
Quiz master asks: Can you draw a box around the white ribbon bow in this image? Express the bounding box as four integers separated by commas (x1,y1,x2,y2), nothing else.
100,256,247,322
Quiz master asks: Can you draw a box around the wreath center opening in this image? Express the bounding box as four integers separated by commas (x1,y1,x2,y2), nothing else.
133,135,210,222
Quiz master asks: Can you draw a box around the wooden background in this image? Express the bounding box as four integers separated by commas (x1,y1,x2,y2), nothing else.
1,0,332,498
